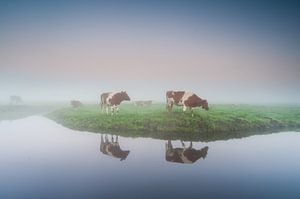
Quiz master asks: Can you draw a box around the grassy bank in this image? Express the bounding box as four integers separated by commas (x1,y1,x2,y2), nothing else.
46,104,300,141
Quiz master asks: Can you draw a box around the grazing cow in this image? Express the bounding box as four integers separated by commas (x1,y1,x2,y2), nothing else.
166,91,209,112
134,100,152,107
100,91,130,115
10,95,23,105
70,100,83,108
165,140,209,164
100,135,130,161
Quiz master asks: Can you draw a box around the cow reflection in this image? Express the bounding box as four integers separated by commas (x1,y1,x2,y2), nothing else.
100,135,130,161
166,140,208,164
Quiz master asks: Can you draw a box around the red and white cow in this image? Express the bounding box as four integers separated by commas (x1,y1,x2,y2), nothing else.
100,91,130,115
100,135,130,161
165,140,208,164
166,91,209,112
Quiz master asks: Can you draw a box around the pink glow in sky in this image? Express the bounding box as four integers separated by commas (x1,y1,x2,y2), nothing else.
0,1,299,103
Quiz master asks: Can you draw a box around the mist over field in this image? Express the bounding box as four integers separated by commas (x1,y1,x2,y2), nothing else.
1,0,299,104
1,2,300,199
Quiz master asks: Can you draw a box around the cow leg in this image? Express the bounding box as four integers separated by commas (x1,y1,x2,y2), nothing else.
166,98,173,112
189,107,194,117
112,105,119,114
181,140,186,148
167,140,173,149
183,105,187,112
166,98,170,111
114,106,116,115
170,102,174,111
114,105,117,115
166,103,170,111
189,141,193,149
165,142,168,151
106,106,109,114
105,134,108,142
100,135,105,152
103,104,107,113
111,105,118,115
101,103,105,113
101,135,104,144
110,106,114,115
116,136,118,142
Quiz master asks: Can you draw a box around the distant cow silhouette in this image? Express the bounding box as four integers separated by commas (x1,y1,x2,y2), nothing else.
134,100,152,107
165,140,208,164
100,135,130,161
10,95,23,105
70,100,83,108
100,91,130,115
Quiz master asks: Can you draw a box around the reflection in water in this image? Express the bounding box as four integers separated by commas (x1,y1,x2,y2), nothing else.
166,140,209,164
1,117,300,198
100,134,130,161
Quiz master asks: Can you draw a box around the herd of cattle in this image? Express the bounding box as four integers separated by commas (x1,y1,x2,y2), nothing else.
72,90,209,115
100,134,209,164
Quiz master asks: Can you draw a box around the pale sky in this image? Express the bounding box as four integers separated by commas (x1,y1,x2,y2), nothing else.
0,1,299,103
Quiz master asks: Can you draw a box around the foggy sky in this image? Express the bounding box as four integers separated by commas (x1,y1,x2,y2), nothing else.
1,0,300,103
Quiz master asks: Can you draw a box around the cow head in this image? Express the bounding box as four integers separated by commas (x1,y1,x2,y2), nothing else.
200,146,209,159
120,150,130,161
121,91,130,101
201,100,209,111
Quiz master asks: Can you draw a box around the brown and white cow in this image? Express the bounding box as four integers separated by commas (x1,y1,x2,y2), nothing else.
165,140,208,164
70,100,83,108
100,91,130,115
166,91,209,112
100,135,130,161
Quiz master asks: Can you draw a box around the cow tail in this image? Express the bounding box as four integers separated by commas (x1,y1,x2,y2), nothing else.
100,95,104,111
166,94,169,111
99,94,103,110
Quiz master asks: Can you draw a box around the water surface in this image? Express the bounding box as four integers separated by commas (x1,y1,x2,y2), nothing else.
0,116,299,198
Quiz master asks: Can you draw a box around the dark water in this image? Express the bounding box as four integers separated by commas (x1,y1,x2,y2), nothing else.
0,116,299,199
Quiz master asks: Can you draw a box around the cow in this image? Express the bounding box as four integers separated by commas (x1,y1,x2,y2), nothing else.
100,91,130,115
134,100,152,107
166,91,209,113
10,95,23,105
165,140,209,164
100,135,130,161
70,100,83,108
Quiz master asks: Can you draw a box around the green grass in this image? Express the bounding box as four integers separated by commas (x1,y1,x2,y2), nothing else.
46,103,300,141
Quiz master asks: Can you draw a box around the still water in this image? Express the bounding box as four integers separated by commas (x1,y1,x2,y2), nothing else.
0,116,299,199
